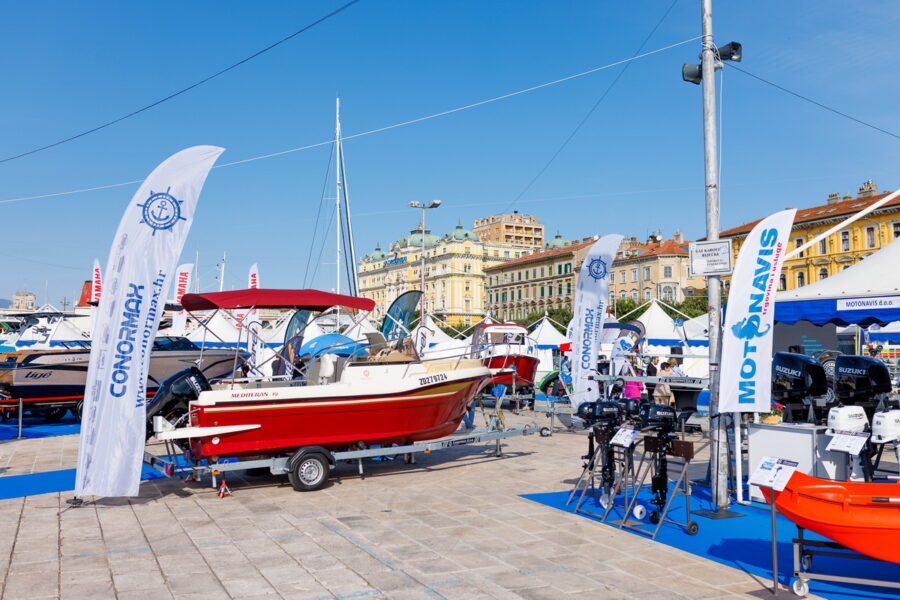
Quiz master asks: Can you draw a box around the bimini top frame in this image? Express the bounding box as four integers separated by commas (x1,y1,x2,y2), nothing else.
181,288,375,313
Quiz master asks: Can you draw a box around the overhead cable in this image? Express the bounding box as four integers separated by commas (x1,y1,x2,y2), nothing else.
508,0,681,209
0,37,699,205
726,63,900,141
0,0,363,164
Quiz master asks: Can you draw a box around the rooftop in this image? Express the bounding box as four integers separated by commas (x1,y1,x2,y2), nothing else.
720,185,898,238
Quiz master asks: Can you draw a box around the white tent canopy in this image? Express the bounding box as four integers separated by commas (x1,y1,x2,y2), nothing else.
529,315,570,348
634,301,680,345
775,237,900,326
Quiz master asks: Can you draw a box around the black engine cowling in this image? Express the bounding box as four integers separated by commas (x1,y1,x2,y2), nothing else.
772,352,828,402
834,355,892,404
145,367,211,440
576,401,624,427
640,403,676,430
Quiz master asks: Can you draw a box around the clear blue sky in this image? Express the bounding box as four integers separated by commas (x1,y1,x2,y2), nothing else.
2,1,899,305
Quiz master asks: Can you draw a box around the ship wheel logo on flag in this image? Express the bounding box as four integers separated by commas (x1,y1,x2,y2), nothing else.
587,257,609,281
138,188,185,235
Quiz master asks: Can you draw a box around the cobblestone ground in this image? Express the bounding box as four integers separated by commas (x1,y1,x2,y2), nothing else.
0,413,822,599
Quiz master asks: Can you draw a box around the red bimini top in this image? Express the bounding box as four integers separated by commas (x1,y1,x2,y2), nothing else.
180,288,375,312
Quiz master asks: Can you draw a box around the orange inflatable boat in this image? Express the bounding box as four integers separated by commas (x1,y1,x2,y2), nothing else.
761,471,900,564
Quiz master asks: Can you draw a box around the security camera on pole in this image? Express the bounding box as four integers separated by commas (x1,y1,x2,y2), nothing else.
681,0,742,509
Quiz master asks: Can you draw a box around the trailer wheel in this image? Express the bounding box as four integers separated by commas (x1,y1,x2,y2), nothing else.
686,521,699,536
288,453,330,491
791,578,809,597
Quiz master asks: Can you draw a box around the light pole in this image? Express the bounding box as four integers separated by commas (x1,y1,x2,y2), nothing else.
682,0,742,509
408,200,442,324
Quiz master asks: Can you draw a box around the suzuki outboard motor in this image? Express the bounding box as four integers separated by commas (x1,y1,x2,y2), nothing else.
834,355,892,420
639,403,676,431
772,352,828,423
145,367,211,441
872,409,900,476
638,403,676,522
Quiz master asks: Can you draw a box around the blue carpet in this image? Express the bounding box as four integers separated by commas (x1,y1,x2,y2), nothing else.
0,415,80,440
522,485,900,600
0,465,167,500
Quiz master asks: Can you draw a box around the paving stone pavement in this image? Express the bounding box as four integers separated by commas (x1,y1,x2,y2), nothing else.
0,412,822,599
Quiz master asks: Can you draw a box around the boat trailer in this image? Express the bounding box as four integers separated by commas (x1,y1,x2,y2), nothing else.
143,416,537,493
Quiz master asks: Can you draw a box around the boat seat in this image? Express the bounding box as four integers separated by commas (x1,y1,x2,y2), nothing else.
364,332,389,354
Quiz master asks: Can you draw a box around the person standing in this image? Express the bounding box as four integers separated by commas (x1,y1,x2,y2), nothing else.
645,356,659,399
652,361,676,406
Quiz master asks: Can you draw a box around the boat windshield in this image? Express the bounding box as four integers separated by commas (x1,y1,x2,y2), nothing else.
153,337,201,351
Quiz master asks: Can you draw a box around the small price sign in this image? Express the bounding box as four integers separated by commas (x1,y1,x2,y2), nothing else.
750,456,798,491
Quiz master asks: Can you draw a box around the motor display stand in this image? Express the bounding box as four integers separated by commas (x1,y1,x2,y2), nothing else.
568,426,699,540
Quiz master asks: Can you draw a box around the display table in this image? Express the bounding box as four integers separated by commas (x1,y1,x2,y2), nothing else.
747,422,847,502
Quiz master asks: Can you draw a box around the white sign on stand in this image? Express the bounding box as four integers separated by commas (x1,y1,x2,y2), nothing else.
750,456,799,492
688,240,733,277
610,426,640,448
826,430,870,456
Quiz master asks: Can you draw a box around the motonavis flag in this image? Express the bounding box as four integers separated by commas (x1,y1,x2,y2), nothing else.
75,146,224,497
719,208,796,413
169,264,194,337
570,234,623,411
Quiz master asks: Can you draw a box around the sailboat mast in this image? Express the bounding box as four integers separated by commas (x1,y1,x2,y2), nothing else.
339,113,359,296
335,97,342,295
218,251,226,292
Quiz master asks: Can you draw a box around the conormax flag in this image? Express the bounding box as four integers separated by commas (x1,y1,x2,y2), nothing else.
719,208,796,413
75,146,224,498
569,234,623,411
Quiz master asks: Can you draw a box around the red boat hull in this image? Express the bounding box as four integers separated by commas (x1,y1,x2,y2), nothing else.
189,375,487,459
484,355,540,386
762,471,900,563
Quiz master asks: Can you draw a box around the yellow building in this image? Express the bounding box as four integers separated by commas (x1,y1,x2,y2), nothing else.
473,211,544,247
358,221,533,328
484,233,595,320
720,181,900,291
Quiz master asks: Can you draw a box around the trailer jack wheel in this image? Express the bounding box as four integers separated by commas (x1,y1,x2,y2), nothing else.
288,453,330,492
791,577,809,597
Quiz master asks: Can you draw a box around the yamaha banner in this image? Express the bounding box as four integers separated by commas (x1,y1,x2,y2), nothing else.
90,258,103,337
570,234,623,411
246,263,264,375
75,146,224,497
720,209,796,413
169,263,194,337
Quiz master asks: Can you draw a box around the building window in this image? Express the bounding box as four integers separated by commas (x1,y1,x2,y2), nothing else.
819,239,827,255
795,237,805,258
644,289,651,300
465,281,471,292
663,266,673,278
620,271,626,284
517,289,522,300
620,291,626,300
566,282,571,295
558,284,563,295
541,267,545,277
865,226,876,249
540,287,544,298
643,266,651,280
631,290,638,302
631,269,637,282
894,222,900,239
840,230,850,252
548,286,553,297
796,271,806,287
517,271,521,281
661,286,675,302
564,263,571,274
557,264,562,275
819,267,828,280
778,274,786,291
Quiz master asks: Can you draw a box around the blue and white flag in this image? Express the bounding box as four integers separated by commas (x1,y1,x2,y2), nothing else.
570,234,623,411
76,146,224,497
720,209,796,413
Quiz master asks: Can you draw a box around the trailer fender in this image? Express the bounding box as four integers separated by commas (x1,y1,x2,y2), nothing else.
289,446,335,470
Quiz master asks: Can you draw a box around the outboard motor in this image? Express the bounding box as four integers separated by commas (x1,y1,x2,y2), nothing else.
826,404,873,482
772,352,828,423
872,409,900,476
576,401,625,502
834,355,892,419
638,403,677,522
146,367,211,443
